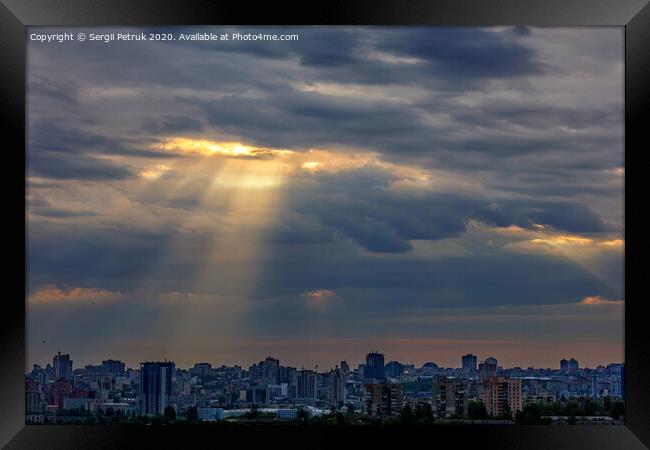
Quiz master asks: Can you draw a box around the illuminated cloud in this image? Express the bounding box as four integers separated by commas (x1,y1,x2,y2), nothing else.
579,295,623,306
154,137,293,159
139,164,171,180
301,289,342,310
495,224,624,254
29,285,122,304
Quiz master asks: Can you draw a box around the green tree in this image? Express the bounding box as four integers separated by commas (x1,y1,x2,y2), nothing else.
249,403,258,419
415,403,433,423
185,405,199,423
296,408,310,424
603,396,611,411
566,401,580,416
400,404,415,424
515,403,552,425
502,403,513,421
467,400,488,420
164,405,176,420
584,400,600,416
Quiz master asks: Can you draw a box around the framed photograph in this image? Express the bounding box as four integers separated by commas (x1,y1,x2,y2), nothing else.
1,0,648,448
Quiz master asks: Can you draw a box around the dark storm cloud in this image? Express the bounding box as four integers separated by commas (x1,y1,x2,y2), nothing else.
28,122,172,159
280,168,608,253
28,152,134,180
28,74,79,106
27,27,622,176
30,207,96,218
261,213,335,246
246,243,620,311
378,27,546,79
442,98,622,131
27,221,204,291
140,114,205,134
192,90,430,153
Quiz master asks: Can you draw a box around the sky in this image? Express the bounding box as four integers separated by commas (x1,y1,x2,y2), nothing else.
26,26,624,371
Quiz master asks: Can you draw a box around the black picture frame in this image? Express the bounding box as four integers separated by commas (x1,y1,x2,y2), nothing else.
1,1,648,448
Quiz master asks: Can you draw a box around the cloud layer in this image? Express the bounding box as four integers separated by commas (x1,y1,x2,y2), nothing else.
26,26,624,369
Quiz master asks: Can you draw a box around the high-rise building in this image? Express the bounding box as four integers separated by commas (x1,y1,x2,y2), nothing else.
620,365,625,398
462,354,478,374
53,351,73,381
328,368,347,407
478,357,498,381
260,356,280,384
340,360,350,373
363,383,403,416
591,374,599,398
139,361,174,415
560,358,569,372
102,359,126,377
385,361,404,378
365,352,385,381
278,365,296,385
568,358,579,371
482,377,522,417
296,369,317,399
25,380,41,414
191,362,212,376
432,378,469,418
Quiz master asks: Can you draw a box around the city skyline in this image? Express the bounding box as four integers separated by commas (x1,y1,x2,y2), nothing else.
29,348,622,373
27,26,624,370
27,348,625,425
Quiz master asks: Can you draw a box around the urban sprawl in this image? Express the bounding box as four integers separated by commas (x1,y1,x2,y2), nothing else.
25,351,625,425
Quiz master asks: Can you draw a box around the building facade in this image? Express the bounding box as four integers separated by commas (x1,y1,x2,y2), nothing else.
328,368,347,407
364,352,385,381
296,369,317,400
53,351,73,381
432,378,469,418
482,377,522,417
462,354,478,375
478,357,498,381
363,383,403,416
139,361,174,415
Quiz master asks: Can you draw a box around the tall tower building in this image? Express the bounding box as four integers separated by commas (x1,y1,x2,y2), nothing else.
139,361,175,415
328,367,348,407
296,369,317,400
260,356,280,384
462,354,478,374
53,351,73,381
365,352,385,381
102,359,126,377
25,380,41,414
560,358,569,372
478,357,498,381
